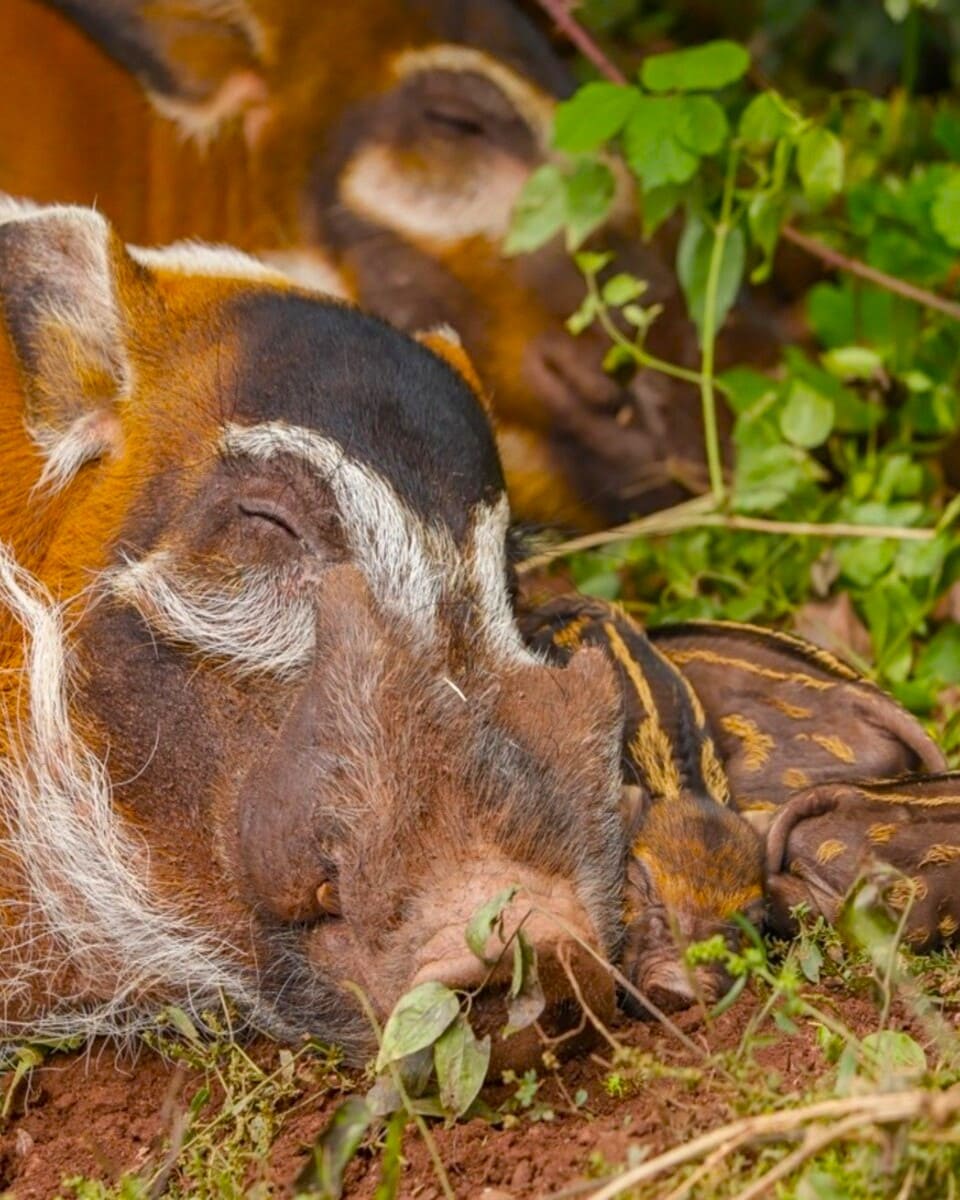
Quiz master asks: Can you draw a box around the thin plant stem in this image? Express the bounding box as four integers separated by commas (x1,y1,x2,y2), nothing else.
532,0,960,324
517,500,941,574
698,147,740,505
587,276,714,391
341,981,456,1200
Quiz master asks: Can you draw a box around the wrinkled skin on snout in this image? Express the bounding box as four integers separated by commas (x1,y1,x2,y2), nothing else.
0,199,625,1066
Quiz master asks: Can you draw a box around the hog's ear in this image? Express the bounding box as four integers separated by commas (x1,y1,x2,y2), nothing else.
0,197,132,490
415,326,494,419
47,0,270,143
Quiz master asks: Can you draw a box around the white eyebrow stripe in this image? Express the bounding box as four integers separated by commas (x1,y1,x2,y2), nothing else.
221,421,533,662
222,421,448,644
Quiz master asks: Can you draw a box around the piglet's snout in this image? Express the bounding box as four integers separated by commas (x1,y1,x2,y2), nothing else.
409,868,614,1075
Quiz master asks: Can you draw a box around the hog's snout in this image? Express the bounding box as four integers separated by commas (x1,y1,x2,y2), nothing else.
408,867,614,1075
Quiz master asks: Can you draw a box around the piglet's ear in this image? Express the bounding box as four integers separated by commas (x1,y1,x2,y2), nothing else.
49,0,270,142
0,196,132,490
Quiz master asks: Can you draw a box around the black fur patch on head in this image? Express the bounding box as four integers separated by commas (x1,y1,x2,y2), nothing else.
227,294,505,540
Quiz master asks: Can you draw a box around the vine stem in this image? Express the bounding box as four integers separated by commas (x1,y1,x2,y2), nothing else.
517,499,940,574
699,148,740,505
586,273,719,391
534,0,960,325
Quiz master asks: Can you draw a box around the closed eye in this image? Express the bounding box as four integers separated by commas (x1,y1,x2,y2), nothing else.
238,497,304,543
424,106,487,137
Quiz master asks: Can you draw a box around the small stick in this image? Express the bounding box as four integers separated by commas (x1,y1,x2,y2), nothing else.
536,0,628,83
518,504,940,574
781,225,960,325
575,1086,960,1200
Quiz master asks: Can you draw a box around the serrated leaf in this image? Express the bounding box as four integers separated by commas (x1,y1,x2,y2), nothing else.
780,379,835,447
297,1096,374,1198
796,128,844,208
931,169,960,249
376,982,460,1072
676,213,746,339
433,1014,491,1117
641,40,750,93
504,165,567,255
564,159,615,249
553,81,640,153
465,885,518,963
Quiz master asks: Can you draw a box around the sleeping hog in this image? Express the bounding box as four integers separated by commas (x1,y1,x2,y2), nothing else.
0,0,782,529
0,196,627,1066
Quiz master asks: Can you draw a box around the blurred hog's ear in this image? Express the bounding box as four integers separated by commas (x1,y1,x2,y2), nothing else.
47,0,270,142
0,197,132,490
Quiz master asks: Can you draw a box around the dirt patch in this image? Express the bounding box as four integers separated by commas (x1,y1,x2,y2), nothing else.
2,983,943,1200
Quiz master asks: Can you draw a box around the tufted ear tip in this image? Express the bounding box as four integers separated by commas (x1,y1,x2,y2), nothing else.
0,197,134,490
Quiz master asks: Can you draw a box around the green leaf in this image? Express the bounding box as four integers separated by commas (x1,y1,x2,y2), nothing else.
747,190,785,282
623,97,699,189
860,1031,926,1081
564,159,615,249
553,82,640,153
575,250,613,277
465,886,518,963
602,273,646,305
676,213,746,339
641,183,684,238
820,345,884,380
504,165,567,255
739,92,798,150
798,941,823,984
917,624,960,685
641,40,750,93
373,1110,406,1200
796,128,844,208
376,982,460,1071
505,929,546,1034
779,379,835,447
674,95,729,155
433,1015,491,1117
297,1096,374,1199
931,169,960,249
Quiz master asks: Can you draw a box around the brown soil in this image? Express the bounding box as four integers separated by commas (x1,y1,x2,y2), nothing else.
0,988,939,1200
